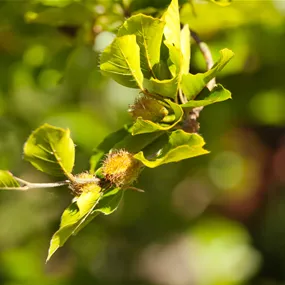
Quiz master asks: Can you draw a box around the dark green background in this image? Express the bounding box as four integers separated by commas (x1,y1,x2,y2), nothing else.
0,0,285,284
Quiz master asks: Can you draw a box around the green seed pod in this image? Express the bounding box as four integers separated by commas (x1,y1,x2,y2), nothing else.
129,96,168,122
102,150,142,187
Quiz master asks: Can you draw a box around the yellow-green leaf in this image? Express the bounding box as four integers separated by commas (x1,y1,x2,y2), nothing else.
0,171,20,189
47,186,102,261
118,14,165,78
134,130,209,168
181,48,234,100
100,35,144,89
162,0,181,48
24,124,75,178
181,84,231,108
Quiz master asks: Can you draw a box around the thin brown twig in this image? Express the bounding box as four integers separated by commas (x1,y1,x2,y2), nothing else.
183,29,216,133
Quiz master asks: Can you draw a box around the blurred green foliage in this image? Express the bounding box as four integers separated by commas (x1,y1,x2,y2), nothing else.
1,0,285,284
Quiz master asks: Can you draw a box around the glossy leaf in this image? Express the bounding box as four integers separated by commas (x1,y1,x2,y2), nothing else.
143,76,179,100
24,124,75,178
0,171,20,189
180,24,191,75
100,35,144,89
134,130,209,168
47,186,102,261
181,48,234,100
162,0,180,48
181,84,231,108
117,14,165,78
131,100,183,135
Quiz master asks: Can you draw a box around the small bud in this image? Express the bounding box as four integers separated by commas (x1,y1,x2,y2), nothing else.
129,96,168,122
102,149,142,187
71,172,100,196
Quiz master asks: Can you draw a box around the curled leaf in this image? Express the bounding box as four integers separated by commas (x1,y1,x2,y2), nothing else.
134,130,209,168
24,124,75,178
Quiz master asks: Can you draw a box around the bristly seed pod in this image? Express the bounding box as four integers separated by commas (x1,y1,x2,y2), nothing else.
129,95,168,122
70,172,101,196
102,149,142,187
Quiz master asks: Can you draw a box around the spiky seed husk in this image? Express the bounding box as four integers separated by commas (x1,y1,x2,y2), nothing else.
71,172,101,196
129,96,168,122
102,149,142,187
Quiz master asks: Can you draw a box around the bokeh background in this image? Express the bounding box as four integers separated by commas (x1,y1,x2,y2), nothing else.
0,0,285,284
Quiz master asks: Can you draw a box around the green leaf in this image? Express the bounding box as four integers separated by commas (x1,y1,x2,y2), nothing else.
113,131,163,153
180,24,190,75
165,41,182,77
117,14,165,78
0,171,20,189
24,124,75,178
143,76,179,100
181,48,234,100
100,35,144,89
181,84,231,108
72,187,124,235
131,100,183,135
208,0,232,6
162,0,180,48
47,186,102,261
134,130,209,168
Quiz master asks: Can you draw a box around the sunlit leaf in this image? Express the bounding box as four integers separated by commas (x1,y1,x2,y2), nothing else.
72,187,124,235
24,124,75,178
0,171,20,189
100,35,144,89
131,100,183,135
118,14,165,78
180,24,191,75
143,76,179,99
208,0,232,6
181,48,234,100
134,130,209,168
162,0,180,48
47,186,102,261
181,84,231,108
165,41,182,77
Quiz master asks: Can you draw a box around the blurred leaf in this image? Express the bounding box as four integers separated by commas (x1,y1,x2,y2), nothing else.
181,84,231,108
162,0,180,48
100,35,144,89
143,76,179,99
73,187,124,235
181,48,234,99
47,186,102,261
0,171,20,189
134,130,209,168
25,3,93,26
131,100,183,135
208,0,232,6
118,14,165,78
24,124,75,178
180,24,191,75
